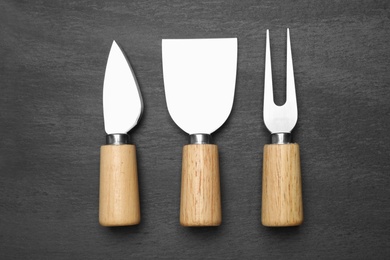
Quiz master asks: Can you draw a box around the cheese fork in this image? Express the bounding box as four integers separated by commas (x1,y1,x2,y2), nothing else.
262,29,303,227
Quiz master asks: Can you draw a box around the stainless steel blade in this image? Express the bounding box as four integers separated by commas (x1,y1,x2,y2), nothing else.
162,38,237,135
103,41,143,135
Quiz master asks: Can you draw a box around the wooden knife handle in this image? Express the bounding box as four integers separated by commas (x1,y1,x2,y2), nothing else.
262,143,303,227
99,144,140,226
180,144,221,226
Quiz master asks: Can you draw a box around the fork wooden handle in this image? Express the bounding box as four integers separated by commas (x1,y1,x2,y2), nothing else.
180,144,222,227
99,144,141,226
262,143,303,227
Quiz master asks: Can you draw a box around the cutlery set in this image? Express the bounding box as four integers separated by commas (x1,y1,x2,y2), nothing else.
99,29,303,227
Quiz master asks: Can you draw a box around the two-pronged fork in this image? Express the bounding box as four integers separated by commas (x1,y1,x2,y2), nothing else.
262,29,303,227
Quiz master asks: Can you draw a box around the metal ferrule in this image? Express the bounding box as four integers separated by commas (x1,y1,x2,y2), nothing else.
106,134,130,145
271,133,291,144
189,134,212,144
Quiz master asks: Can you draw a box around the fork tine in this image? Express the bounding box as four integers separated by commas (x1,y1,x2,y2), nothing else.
264,29,274,113
264,29,297,134
286,28,297,108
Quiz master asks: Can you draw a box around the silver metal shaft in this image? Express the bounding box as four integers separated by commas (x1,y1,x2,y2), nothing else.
106,134,130,145
271,133,291,144
189,134,212,144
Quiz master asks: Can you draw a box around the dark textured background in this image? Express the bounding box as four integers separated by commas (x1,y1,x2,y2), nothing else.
1,0,389,259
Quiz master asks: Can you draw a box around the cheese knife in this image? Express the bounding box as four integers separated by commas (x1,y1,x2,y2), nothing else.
162,38,237,226
99,40,143,227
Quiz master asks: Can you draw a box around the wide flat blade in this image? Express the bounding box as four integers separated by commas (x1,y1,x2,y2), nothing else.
103,41,143,134
162,38,237,135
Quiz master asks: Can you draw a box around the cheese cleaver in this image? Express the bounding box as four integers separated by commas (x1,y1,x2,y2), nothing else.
99,41,142,227
162,38,237,226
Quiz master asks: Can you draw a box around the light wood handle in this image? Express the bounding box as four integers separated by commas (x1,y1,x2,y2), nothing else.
262,143,303,227
99,144,140,226
180,144,221,227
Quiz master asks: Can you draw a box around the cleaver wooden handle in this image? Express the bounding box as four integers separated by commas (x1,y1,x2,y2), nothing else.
262,143,303,227
180,144,221,226
99,144,140,226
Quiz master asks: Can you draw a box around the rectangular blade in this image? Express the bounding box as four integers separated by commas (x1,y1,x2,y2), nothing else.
162,38,237,135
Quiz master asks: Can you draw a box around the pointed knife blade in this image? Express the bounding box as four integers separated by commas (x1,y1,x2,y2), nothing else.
103,41,143,134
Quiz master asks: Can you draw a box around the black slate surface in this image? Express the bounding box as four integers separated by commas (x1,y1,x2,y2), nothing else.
1,0,390,259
